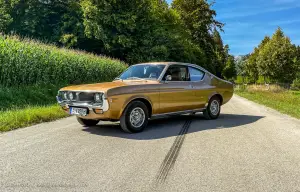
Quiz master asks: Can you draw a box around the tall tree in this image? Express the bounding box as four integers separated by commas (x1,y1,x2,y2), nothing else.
172,0,224,74
213,28,226,77
245,36,270,82
0,0,83,45
222,55,236,81
257,28,298,83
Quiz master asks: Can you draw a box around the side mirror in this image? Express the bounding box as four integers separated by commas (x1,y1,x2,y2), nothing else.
165,75,172,81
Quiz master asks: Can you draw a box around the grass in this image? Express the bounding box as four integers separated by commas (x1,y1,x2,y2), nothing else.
0,85,69,132
0,34,127,132
0,105,68,132
235,89,300,119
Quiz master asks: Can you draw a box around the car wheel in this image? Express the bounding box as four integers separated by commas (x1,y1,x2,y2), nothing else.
203,96,221,120
120,101,149,133
77,117,100,126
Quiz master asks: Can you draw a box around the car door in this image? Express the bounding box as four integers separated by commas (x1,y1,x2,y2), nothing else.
158,65,199,114
188,66,212,108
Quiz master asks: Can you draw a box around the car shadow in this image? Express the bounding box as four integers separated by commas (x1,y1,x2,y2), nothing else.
82,113,264,140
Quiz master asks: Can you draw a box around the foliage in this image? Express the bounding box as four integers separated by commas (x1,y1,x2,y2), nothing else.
256,28,298,83
244,36,270,83
0,34,127,87
235,54,249,76
172,0,224,74
291,78,300,90
0,0,231,76
222,55,236,81
0,84,69,132
237,27,300,85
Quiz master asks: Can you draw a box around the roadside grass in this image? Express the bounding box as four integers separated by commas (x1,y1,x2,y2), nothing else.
0,84,62,110
0,105,68,132
0,85,69,132
235,89,300,119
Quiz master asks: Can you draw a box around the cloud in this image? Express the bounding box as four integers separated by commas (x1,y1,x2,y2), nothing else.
218,4,300,19
274,0,298,4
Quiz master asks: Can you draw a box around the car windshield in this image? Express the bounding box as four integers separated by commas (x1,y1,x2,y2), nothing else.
117,64,166,80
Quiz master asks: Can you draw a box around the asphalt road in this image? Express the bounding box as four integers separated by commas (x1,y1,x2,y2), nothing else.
1,95,300,192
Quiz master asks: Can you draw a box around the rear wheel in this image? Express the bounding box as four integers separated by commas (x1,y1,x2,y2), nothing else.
120,101,149,133
77,117,100,126
203,96,221,120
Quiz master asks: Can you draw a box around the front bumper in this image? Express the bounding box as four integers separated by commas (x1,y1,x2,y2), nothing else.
56,96,111,120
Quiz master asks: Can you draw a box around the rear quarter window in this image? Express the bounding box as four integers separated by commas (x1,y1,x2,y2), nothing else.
188,67,205,81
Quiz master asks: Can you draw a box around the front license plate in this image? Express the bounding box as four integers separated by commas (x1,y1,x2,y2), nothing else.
70,107,88,116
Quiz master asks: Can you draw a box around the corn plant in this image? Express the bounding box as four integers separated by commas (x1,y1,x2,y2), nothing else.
0,35,127,87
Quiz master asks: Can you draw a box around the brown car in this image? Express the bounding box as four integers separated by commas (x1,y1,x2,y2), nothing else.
57,62,233,133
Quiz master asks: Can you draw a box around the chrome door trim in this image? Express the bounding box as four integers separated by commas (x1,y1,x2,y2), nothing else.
151,108,206,119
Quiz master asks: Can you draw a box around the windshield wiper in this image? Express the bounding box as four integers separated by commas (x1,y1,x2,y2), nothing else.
126,77,147,81
114,77,123,81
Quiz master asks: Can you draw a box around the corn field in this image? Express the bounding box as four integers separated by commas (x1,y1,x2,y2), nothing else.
0,35,127,87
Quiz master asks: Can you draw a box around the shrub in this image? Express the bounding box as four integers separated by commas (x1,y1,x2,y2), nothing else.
0,35,127,87
291,78,300,90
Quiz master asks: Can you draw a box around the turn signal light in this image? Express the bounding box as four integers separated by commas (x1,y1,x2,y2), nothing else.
94,109,103,114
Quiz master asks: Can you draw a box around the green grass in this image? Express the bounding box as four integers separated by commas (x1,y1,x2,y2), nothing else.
0,84,63,110
0,105,68,132
0,34,127,132
235,89,300,119
0,85,69,132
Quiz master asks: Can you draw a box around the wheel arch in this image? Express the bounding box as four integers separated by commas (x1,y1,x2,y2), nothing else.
207,92,223,106
120,96,153,118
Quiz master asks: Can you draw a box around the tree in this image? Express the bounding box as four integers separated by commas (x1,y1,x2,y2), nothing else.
0,0,84,46
244,36,270,82
222,55,236,81
235,54,249,76
213,28,226,77
0,1,12,31
257,28,298,83
172,0,224,74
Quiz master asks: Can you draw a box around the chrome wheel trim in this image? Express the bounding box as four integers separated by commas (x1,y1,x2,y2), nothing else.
210,100,220,116
129,107,145,128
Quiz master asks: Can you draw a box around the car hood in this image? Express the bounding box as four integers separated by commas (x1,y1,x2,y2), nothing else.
60,80,159,92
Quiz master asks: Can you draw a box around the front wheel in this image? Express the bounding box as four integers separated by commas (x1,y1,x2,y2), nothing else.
120,101,149,133
77,117,100,126
203,96,221,120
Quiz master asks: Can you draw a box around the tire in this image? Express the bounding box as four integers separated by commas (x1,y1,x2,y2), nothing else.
203,96,221,120
77,117,100,126
120,101,149,133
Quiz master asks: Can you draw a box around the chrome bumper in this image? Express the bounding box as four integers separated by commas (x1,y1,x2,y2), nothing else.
56,96,109,111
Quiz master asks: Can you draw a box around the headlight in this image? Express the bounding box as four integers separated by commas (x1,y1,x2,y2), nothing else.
63,92,68,100
69,92,74,100
94,93,102,103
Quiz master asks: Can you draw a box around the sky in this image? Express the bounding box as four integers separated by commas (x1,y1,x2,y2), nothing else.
167,0,300,56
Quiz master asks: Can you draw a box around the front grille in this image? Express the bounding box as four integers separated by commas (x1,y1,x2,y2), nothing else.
78,92,95,102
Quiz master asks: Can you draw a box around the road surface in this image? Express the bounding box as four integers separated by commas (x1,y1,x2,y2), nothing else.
1,95,300,192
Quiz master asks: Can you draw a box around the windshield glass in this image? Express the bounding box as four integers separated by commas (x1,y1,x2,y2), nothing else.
118,64,166,80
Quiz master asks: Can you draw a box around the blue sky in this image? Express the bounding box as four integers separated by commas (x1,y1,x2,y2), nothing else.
167,0,300,56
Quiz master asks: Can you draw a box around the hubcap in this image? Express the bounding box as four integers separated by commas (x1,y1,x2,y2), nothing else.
129,107,145,128
210,100,220,116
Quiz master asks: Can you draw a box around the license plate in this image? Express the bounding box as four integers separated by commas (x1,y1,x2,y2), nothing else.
70,107,88,116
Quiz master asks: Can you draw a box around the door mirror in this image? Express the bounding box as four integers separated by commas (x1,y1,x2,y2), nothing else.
165,75,172,81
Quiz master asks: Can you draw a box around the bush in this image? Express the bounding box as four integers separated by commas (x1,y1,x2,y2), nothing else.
291,78,300,90
0,35,127,87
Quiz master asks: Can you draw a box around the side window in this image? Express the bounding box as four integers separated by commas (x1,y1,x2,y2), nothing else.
164,65,189,81
188,67,205,81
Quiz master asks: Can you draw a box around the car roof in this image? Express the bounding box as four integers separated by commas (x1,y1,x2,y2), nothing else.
132,62,232,84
